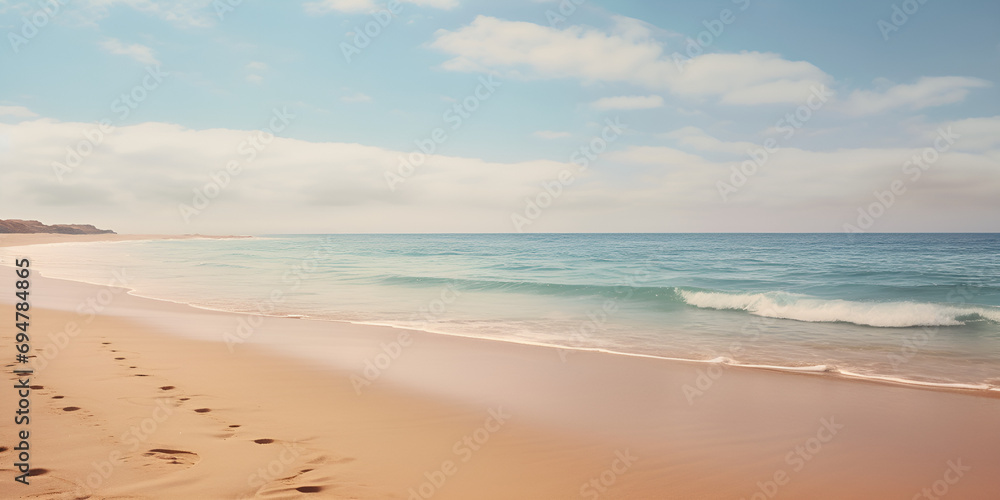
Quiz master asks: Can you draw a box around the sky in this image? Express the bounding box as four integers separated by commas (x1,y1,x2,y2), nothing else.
0,0,998,234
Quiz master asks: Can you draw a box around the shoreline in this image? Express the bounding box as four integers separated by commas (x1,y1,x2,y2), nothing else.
19,267,1000,398
0,254,999,497
340,319,1000,397
1,233,997,398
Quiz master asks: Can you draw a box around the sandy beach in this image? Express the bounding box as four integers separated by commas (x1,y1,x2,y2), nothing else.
1,235,999,499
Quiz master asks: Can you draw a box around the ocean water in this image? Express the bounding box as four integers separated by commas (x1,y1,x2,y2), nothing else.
4,233,1000,390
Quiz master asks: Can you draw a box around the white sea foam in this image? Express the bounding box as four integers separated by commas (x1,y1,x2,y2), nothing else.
677,289,1000,328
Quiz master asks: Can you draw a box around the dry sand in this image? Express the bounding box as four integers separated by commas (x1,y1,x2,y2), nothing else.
0,235,999,499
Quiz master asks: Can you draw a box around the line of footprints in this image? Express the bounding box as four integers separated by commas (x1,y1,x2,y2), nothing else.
0,338,332,495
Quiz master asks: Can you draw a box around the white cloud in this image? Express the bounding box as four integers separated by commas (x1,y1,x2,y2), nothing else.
304,0,375,14
662,126,757,155
674,52,830,105
606,142,1000,232
245,61,267,83
431,16,673,86
610,14,656,42
607,145,711,168
305,0,457,14
591,95,663,110
341,92,372,103
406,0,459,8
431,16,831,105
942,115,1000,152
0,105,38,118
841,77,991,115
100,38,159,65
0,117,569,233
1,115,998,233
533,130,572,139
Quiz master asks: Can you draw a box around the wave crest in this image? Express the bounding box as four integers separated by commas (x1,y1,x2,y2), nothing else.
676,289,1000,328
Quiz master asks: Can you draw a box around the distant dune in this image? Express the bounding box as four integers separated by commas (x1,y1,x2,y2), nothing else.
0,219,116,234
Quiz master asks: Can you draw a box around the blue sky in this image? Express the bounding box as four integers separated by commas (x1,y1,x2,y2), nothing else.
1,0,998,233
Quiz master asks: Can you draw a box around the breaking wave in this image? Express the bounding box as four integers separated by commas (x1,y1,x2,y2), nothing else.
676,289,1000,328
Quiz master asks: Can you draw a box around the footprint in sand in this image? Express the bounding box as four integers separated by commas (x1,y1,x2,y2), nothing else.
115,357,126,360
246,451,349,497
258,466,330,495
253,439,275,444
160,386,175,391
143,449,200,468
218,424,241,438
194,408,211,413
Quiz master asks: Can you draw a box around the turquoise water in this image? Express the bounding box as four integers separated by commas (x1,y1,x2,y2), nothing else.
5,234,1000,389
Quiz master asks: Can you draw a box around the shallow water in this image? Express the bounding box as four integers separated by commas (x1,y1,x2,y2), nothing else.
4,233,998,389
